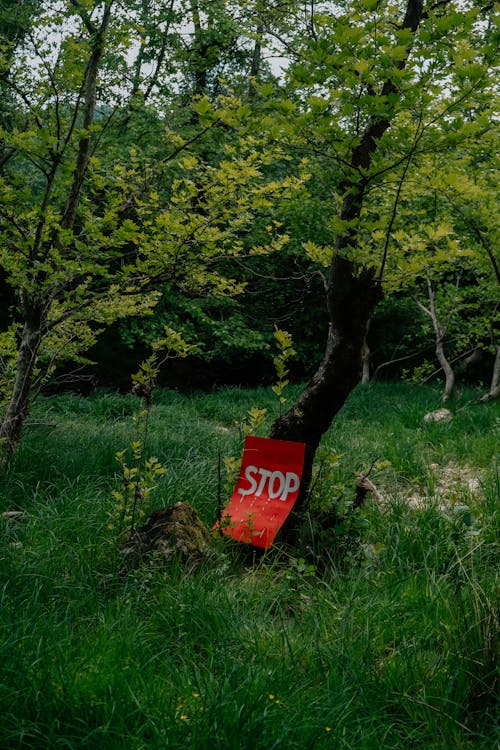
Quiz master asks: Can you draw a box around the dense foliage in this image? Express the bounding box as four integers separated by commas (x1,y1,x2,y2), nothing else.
0,0,498,449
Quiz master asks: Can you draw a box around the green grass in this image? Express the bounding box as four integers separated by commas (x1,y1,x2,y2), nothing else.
0,382,498,749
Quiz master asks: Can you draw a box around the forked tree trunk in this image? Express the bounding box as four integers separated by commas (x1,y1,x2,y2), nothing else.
415,275,455,403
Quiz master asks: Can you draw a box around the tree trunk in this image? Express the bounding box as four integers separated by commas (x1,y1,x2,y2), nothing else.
1,5,112,458
361,320,371,384
415,275,455,403
429,279,455,403
270,257,382,505
248,23,263,99
435,335,455,403
189,0,208,99
415,275,455,404
0,311,43,455
481,345,500,401
488,345,500,400
61,2,112,231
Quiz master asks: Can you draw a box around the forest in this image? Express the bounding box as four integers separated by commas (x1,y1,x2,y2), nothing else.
0,1,498,747
0,0,498,451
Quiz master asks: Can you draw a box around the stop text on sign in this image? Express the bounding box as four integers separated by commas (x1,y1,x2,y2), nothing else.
216,435,306,549
238,465,300,502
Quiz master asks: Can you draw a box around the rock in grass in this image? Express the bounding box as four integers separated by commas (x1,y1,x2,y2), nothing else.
423,408,452,423
119,501,213,572
1,510,26,521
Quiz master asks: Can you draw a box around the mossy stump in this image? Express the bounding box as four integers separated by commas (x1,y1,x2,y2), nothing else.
119,501,213,573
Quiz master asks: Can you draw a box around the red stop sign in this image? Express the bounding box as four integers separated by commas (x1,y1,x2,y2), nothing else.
216,435,306,549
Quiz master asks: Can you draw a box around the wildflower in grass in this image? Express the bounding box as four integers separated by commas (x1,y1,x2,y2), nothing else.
267,693,285,707
175,700,188,721
325,727,331,732
176,691,205,722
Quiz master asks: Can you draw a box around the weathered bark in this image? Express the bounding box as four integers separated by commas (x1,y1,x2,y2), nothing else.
119,502,213,575
0,309,43,454
270,258,382,504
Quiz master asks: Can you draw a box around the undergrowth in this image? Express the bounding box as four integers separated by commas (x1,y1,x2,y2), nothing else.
0,382,498,749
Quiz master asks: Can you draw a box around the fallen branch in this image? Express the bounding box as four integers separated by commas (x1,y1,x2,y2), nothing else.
353,474,384,510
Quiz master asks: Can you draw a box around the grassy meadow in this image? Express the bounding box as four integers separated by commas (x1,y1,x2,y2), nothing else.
0,382,498,749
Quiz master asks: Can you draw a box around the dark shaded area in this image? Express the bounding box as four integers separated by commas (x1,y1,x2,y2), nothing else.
45,262,330,393
0,273,16,330
43,283,495,396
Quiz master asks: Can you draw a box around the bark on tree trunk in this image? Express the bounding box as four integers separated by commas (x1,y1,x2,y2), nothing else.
435,335,455,403
270,257,382,507
415,275,455,403
248,23,263,99
0,313,43,455
361,320,371,384
1,6,112,458
481,345,500,401
488,345,500,400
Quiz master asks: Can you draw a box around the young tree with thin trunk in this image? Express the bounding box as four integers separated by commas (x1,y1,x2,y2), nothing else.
0,0,298,456
389,134,499,402
414,273,457,403
439,146,500,401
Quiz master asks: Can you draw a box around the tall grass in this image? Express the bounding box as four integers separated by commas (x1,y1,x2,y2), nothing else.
0,383,498,748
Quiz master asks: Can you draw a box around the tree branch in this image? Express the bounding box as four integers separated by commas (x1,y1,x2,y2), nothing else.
379,113,425,280
61,2,113,231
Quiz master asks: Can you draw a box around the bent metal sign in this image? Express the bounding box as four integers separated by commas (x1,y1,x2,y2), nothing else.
217,435,306,549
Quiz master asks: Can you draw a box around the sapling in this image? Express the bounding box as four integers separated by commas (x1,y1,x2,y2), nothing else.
109,327,196,541
223,327,296,494
272,326,296,415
